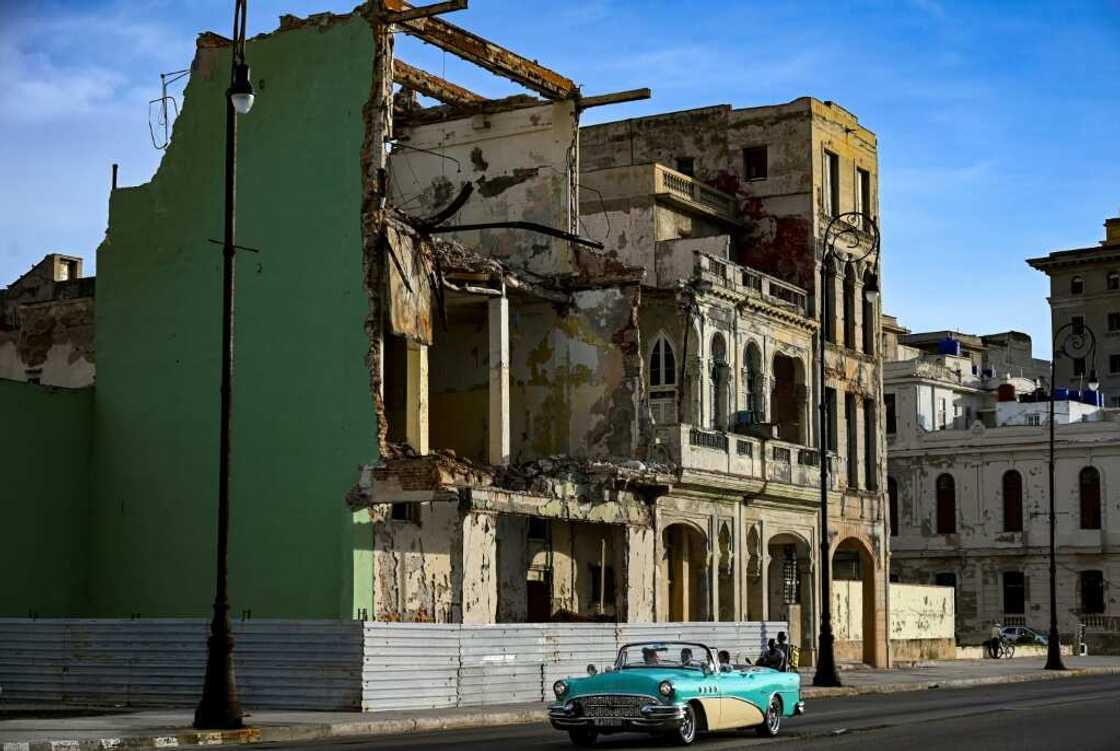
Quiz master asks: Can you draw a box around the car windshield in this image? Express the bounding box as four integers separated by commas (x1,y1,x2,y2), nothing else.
616,642,713,671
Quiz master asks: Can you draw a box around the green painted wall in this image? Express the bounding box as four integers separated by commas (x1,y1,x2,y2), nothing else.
0,381,91,616
89,15,377,618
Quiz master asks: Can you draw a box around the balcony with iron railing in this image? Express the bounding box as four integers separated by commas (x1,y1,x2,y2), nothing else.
655,422,836,490
695,252,809,316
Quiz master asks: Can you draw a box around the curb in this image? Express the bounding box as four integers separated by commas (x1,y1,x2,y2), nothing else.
801,665,1120,699
5,667,1119,751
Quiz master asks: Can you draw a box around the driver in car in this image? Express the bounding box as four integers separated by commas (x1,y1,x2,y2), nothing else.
680,647,695,666
641,647,660,665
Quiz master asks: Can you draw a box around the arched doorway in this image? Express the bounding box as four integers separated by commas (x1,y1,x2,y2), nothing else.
832,536,879,666
767,533,814,660
662,523,709,622
771,353,806,443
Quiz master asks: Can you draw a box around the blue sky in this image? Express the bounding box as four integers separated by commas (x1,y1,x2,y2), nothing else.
2,1,1118,357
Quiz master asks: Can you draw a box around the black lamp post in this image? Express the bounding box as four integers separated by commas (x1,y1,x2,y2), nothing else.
1045,321,1098,671
195,0,255,730
813,212,880,688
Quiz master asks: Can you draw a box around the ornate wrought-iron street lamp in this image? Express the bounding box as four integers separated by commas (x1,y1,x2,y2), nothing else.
1045,321,1099,671
813,212,880,688
195,0,256,730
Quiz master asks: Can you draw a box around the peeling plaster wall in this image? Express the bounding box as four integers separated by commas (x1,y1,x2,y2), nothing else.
0,294,95,388
390,102,578,277
371,501,458,622
510,289,641,461
429,300,489,462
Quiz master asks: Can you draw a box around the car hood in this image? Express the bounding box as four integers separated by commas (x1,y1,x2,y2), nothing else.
564,668,704,697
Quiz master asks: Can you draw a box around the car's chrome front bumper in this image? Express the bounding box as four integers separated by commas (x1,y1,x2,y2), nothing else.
548,701,686,732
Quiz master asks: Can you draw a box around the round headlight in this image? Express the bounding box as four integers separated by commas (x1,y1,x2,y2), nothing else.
553,680,568,698
658,680,674,697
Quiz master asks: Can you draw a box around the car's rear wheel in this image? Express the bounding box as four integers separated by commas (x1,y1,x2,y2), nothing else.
671,703,698,745
568,727,597,747
756,694,782,738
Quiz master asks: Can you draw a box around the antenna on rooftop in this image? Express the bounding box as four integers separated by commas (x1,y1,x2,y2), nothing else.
148,69,190,150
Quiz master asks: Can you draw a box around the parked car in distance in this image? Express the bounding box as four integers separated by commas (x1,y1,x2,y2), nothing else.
1001,625,1048,645
548,641,803,746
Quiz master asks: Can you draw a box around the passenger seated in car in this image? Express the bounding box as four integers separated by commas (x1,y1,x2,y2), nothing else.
717,649,734,672
758,639,784,669
679,647,694,667
641,647,660,665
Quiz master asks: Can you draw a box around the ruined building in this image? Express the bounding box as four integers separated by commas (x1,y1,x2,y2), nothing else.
0,253,94,387
0,3,888,667
886,317,1120,644
358,95,890,667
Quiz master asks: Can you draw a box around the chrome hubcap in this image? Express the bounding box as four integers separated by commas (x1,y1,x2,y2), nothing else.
768,698,781,732
681,707,695,740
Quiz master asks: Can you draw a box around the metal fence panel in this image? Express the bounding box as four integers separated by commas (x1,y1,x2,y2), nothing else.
1,620,785,712
0,620,362,710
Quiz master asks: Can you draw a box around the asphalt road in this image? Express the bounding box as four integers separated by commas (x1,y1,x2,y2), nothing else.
263,674,1120,750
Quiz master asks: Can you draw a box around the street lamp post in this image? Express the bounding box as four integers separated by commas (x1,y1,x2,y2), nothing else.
195,0,256,730
1045,322,1098,671
813,212,880,688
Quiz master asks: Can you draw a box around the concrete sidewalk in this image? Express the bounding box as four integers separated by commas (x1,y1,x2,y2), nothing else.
4,656,1119,751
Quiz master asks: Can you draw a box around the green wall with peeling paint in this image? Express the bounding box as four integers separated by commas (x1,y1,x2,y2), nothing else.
0,381,91,616
87,15,376,618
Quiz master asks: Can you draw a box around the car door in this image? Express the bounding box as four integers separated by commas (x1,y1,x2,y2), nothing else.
714,669,767,730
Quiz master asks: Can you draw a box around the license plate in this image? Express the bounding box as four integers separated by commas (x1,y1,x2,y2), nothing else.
596,718,624,727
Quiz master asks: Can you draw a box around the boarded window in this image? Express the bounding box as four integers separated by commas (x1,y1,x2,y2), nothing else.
1080,466,1101,530
1003,470,1023,532
743,146,767,181
1081,570,1105,614
1003,571,1026,615
936,474,956,534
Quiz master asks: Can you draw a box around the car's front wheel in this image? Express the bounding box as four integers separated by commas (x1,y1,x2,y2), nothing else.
671,703,698,745
756,694,783,737
568,727,597,747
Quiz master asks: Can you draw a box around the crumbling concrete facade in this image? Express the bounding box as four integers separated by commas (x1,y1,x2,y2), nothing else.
356,64,890,664
0,254,95,388
886,324,1120,643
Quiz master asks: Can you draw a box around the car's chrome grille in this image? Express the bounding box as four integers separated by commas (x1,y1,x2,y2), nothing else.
575,695,653,719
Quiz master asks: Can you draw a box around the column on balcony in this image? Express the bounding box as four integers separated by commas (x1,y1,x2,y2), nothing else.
406,340,429,455
488,295,510,465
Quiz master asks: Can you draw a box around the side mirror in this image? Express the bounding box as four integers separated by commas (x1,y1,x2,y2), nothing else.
587,664,598,676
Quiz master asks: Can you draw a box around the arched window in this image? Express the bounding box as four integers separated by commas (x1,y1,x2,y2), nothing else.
743,342,763,422
843,264,856,348
888,476,899,537
1071,276,1084,295
1080,466,1102,530
936,474,956,534
1108,271,1120,291
648,335,677,424
1002,470,1023,532
710,333,729,430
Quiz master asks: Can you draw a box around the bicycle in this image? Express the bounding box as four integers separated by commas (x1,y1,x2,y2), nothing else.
986,637,1016,659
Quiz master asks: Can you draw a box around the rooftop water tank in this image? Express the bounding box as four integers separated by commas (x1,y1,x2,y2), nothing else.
997,383,1016,402
938,337,961,356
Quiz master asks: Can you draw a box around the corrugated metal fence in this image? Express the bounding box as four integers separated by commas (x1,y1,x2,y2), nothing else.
0,620,785,712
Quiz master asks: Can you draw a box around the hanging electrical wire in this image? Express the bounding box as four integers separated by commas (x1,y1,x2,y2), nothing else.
148,69,190,150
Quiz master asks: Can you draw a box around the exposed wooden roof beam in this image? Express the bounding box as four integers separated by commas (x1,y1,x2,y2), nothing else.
577,88,652,110
383,0,576,100
384,0,467,24
394,59,485,106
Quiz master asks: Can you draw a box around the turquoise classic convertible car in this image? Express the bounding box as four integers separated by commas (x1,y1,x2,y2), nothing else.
548,641,803,746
